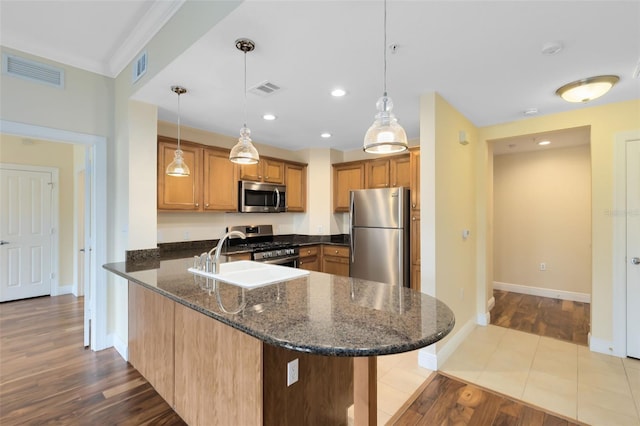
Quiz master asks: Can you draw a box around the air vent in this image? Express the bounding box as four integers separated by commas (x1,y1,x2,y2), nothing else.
248,81,281,96
2,54,64,88
133,51,148,83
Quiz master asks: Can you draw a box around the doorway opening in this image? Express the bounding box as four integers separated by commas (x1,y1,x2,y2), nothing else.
0,120,108,351
489,126,592,346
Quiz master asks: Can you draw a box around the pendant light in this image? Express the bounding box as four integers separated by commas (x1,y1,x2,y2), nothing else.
165,85,191,177
230,38,260,164
363,0,408,154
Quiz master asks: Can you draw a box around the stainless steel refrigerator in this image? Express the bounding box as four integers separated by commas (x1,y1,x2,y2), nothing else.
349,187,410,287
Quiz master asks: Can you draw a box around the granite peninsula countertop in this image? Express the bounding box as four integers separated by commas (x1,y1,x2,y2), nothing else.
104,257,455,357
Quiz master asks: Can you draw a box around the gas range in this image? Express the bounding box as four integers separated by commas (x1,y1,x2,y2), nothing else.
227,225,299,266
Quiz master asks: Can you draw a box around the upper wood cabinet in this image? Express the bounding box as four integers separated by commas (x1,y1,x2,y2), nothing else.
239,158,285,184
285,162,307,212
333,161,365,212
158,137,237,212
409,147,420,210
364,154,410,189
203,147,239,211
158,138,202,211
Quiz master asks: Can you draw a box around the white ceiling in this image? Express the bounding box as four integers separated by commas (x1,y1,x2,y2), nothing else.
2,1,639,153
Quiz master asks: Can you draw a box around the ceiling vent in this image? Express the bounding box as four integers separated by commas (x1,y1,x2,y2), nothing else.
248,81,281,97
2,54,64,88
132,51,148,83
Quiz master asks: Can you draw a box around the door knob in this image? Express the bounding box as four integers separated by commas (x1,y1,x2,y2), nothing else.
0,240,9,245
632,257,640,265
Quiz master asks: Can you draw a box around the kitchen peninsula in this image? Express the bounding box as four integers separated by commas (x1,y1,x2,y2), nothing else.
104,256,454,425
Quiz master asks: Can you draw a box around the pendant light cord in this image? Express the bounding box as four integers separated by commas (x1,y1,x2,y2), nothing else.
177,91,181,150
243,51,247,128
383,0,387,97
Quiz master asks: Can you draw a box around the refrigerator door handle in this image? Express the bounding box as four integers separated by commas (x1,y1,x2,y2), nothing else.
349,193,355,262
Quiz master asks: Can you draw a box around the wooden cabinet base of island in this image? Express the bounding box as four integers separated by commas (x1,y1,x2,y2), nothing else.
129,282,354,426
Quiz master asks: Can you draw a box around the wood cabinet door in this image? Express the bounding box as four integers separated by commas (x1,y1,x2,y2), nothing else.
322,256,349,277
366,159,390,188
410,148,420,210
411,213,420,266
391,155,411,188
333,162,365,212
238,161,261,182
285,163,306,212
158,139,202,210
203,147,238,212
411,264,421,292
128,283,175,406
262,159,285,184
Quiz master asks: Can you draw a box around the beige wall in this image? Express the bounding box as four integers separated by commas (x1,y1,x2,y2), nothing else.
421,93,479,351
478,98,640,348
0,134,75,288
493,145,591,295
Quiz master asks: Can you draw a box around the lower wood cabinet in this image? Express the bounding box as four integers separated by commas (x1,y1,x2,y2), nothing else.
299,245,320,271
321,245,350,277
174,302,262,425
128,283,175,406
128,280,354,425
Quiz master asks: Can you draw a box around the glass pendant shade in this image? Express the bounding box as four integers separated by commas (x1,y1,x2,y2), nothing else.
229,126,259,164
556,75,619,103
166,149,191,176
364,95,408,154
166,85,190,177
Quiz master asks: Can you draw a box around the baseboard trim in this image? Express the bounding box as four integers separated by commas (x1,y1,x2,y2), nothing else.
52,284,73,296
418,317,477,370
493,281,591,303
110,333,128,362
487,296,495,311
589,334,624,358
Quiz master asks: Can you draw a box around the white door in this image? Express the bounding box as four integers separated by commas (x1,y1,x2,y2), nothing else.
0,168,53,301
627,139,640,358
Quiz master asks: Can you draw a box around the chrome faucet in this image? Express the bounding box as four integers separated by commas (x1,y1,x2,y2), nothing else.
210,230,246,274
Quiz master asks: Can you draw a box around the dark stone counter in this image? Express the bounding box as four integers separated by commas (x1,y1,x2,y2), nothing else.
104,257,454,357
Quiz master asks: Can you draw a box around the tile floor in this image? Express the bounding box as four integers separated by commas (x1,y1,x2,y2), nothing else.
440,325,640,426
352,325,640,425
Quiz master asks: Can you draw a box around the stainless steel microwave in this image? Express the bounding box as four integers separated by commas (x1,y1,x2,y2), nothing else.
238,181,286,213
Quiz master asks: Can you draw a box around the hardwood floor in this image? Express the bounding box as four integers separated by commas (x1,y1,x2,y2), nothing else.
0,295,185,425
490,290,590,346
391,373,585,426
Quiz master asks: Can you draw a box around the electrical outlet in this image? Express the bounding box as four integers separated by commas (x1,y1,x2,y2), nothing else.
183,231,190,241
287,358,299,386
539,262,546,271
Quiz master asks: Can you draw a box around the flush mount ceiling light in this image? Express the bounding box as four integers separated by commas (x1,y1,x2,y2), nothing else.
538,140,551,146
555,75,619,103
331,88,346,97
166,86,190,177
363,0,408,154
320,132,332,138
230,38,260,165
262,113,277,121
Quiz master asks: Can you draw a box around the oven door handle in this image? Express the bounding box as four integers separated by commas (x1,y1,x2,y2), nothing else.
255,255,299,265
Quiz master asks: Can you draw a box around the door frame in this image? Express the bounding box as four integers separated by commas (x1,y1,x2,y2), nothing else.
0,120,109,351
613,129,640,357
0,164,58,298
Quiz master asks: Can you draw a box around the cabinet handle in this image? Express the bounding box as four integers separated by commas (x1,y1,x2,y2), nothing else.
195,203,199,207
412,203,416,208
335,250,339,254
205,203,209,208
412,216,416,221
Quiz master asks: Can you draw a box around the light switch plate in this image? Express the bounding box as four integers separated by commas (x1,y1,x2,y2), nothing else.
287,358,299,386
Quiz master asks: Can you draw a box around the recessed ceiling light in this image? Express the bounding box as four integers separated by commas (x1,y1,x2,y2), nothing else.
262,113,277,121
538,140,551,146
541,41,563,56
320,132,332,138
524,108,538,116
331,88,346,97
556,75,619,103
